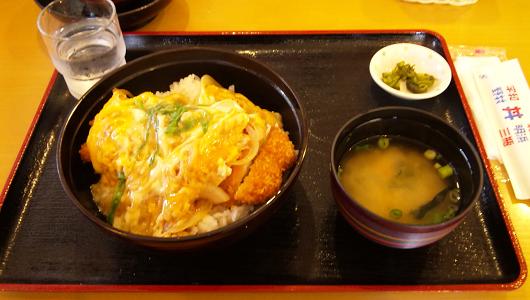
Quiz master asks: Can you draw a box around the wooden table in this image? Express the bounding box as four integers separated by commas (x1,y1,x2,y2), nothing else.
1,0,529,299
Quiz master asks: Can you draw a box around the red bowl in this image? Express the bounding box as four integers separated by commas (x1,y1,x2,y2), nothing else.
330,106,484,249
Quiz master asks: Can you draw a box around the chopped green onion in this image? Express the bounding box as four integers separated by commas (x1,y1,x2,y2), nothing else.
389,209,403,219
424,149,437,160
354,144,371,151
165,105,187,134
433,162,442,169
200,113,210,133
437,164,454,179
107,172,126,225
166,108,210,136
378,137,390,149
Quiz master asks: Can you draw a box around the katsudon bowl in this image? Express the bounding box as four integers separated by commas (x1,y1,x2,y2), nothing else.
57,48,308,250
330,106,483,249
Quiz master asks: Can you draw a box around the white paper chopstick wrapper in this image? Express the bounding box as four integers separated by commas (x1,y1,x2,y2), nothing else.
461,58,530,199
454,56,502,160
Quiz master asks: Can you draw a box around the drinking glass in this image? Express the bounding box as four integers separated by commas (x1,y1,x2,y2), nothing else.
37,0,126,99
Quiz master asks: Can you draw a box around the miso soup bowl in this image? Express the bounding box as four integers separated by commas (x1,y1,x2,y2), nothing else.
330,106,484,249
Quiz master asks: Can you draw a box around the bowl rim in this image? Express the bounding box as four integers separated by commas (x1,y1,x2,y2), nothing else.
56,47,309,244
34,0,171,17
369,43,452,100
330,106,484,230
118,0,171,18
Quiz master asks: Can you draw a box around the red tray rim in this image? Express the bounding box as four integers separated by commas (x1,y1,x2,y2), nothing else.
0,29,526,293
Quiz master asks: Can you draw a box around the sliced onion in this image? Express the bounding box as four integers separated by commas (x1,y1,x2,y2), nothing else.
199,185,230,204
232,125,260,166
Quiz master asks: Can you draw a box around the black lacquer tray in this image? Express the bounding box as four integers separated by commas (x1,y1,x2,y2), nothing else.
0,31,525,292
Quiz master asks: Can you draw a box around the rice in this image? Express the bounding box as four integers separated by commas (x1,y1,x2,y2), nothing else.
156,74,201,99
188,204,254,235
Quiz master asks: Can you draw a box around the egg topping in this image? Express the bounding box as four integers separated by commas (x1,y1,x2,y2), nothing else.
83,75,279,237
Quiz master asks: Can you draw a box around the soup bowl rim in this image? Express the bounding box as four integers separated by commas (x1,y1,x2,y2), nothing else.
330,106,484,230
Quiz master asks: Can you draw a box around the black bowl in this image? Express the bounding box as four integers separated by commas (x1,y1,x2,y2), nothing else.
115,0,171,30
34,0,171,31
330,106,484,249
57,47,308,250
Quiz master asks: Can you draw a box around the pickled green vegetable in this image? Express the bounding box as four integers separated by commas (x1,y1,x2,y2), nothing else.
406,73,436,93
381,61,435,93
382,72,401,89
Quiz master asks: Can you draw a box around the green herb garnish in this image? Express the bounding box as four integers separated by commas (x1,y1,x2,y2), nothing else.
377,136,390,149
165,105,187,134
166,109,210,135
353,144,371,152
437,164,454,179
390,209,403,220
107,171,126,225
424,149,437,160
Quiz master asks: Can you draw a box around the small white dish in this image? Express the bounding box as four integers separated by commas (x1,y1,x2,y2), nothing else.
369,43,452,100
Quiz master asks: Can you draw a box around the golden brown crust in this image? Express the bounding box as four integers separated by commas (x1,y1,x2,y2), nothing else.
79,143,91,163
233,126,297,205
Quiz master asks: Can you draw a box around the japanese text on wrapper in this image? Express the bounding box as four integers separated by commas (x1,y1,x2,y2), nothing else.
491,84,528,147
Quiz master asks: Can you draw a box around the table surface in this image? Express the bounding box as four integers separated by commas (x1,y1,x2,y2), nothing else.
1,0,530,299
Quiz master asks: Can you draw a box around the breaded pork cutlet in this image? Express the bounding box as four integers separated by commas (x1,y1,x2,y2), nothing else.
79,143,91,162
233,126,296,205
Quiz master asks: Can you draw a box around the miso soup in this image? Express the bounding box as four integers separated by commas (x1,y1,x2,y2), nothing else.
338,135,461,225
